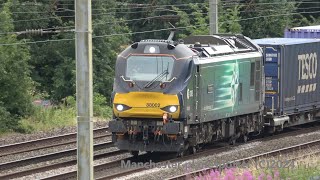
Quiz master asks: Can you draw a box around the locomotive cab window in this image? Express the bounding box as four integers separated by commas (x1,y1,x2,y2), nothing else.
126,56,174,81
185,61,194,82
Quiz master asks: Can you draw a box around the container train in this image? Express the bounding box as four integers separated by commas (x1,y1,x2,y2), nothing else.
284,25,320,39
108,34,320,156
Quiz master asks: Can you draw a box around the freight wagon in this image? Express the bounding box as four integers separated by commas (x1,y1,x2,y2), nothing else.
284,25,320,39
253,38,320,133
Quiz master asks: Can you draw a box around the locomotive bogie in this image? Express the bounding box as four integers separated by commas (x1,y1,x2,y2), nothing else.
110,119,185,152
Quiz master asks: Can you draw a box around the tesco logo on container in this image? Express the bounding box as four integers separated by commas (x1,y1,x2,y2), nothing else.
298,52,317,80
297,52,318,94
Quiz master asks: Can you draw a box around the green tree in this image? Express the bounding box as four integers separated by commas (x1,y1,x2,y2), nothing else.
290,0,320,27
92,0,130,101
173,3,209,39
295,0,320,21
173,2,242,39
119,0,205,41
10,0,76,101
0,0,33,132
219,4,242,34
8,0,130,102
239,0,296,38
28,33,75,101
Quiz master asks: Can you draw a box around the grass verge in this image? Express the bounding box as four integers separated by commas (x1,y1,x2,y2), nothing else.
18,105,77,133
193,152,320,179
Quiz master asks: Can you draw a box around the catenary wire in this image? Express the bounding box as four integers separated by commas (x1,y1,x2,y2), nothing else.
1,5,318,35
0,10,319,46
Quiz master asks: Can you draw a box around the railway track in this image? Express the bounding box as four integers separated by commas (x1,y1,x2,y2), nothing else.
43,154,144,180
95,149,225,180
0,127,113,179
42,124,320,180
0,127,110,157
168,139,320,179
0,141,125,179
43,151,166,180
0,141,112,171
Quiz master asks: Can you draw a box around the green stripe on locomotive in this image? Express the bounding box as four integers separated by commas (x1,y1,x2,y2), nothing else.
196,53,263,122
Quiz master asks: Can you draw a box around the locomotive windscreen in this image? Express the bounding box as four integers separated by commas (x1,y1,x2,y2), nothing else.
126,56,175,81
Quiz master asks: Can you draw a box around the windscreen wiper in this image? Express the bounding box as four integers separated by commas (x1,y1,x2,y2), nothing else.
144,70,169,88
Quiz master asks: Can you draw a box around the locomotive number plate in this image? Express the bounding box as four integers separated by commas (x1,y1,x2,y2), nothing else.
146,103,160,108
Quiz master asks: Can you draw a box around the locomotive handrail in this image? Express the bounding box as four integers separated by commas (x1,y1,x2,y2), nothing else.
162,77,177,83
120,75,135,84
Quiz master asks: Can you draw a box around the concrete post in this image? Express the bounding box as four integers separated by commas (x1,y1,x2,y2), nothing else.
75,0,93,179
209,0,218,34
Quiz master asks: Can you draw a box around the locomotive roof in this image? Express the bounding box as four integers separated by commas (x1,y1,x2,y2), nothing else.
253,38,320,45
182,34,261,57
118,40,195,60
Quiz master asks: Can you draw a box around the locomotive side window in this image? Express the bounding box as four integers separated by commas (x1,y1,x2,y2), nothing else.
126,56,174,81
239,83,243,102
250,62,255,86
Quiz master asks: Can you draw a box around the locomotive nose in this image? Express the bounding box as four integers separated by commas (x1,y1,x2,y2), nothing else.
113,92,180,119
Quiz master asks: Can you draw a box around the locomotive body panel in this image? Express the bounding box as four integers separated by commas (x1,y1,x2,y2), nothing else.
195,52,263,123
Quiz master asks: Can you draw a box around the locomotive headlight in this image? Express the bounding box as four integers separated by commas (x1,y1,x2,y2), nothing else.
144,45,160,54
116,104,124,111
169,106,177,113
114,104,131,112
161,105,178,113
149,47,156,53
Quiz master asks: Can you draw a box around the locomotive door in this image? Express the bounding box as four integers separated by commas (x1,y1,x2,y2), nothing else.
188,57,201,124
194,64,201,123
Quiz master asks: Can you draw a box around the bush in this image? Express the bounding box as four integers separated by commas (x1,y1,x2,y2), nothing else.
0,104,14,133
3,93,112,134
65,93,112,119
93,93,112,119
18,105,76,133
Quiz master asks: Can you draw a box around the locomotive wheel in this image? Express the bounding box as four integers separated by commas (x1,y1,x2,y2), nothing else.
177,146,188,157
130,151,139,157
243,135,248,143
146,151,153,155
189,146,197,154
177,150,185,157
229,138,236,145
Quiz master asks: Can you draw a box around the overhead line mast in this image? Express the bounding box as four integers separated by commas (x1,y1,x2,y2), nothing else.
75,0,94,179
209,0,218,34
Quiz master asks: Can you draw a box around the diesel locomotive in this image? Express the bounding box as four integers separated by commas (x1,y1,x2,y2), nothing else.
109,34,266,156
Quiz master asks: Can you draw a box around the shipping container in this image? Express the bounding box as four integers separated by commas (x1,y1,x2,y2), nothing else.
284,25,320,38
253,38,320,116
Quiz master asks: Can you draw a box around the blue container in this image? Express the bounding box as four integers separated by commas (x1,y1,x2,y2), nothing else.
253,38,320,115
284,25,320,38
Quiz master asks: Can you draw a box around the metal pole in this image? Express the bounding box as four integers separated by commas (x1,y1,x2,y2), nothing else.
75,0,93,179
209,0,218,34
